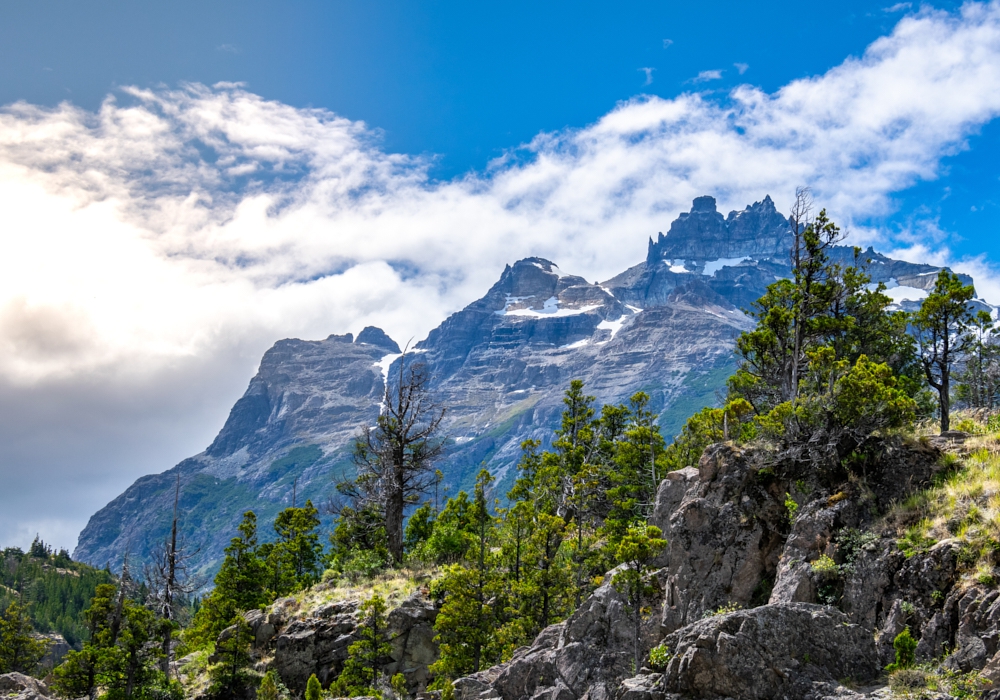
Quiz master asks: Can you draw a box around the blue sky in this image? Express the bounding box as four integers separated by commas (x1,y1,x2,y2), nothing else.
2,0,994,261
3,0,1000,550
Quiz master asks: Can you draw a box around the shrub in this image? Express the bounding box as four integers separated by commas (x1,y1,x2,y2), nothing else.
889,668,927,693
305,673,321,700
885,628,917,672
647,643,671,672
702,602,742,618
391,672,408,698
784,494,798,525
810,554,838,576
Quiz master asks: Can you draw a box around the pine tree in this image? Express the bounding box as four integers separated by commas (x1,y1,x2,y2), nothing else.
913,269,975,432
260,501,323,597
332,594,392,696
0,599,48,674
611,523,667,672
182,511,268,652
208,615,256,700
430,471,503,678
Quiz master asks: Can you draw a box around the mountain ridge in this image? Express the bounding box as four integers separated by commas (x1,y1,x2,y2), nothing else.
73,195,985,577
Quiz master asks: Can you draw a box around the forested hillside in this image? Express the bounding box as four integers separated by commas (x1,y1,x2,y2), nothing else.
1,538,113,648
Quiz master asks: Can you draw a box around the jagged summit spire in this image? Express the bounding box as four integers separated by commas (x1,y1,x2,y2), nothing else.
647,195,792,263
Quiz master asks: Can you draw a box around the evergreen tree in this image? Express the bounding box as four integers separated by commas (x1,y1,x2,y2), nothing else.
260,501,323,597
331,594,392,697
957,310,999,410
611,523,667,672
182,511,268,652
0,599,48,674
208,615,256,700
913,269,975,432
343,353,446,564
431,471,503,678
304,674,322,700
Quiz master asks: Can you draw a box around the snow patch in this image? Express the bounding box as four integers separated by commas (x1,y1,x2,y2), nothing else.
871,278,929,303
561,338,590,349
504,296,601,318
665,259,690,274
531,261,569,278
625,304,643,313
374,353,402,386
703,256,751,276
597,317,626,339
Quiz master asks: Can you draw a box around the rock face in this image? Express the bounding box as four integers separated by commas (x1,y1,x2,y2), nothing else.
0,674,53,700
75,195,982,578
243,589,439,695
454,437,994,700
661,603,880,700
455,572,664,700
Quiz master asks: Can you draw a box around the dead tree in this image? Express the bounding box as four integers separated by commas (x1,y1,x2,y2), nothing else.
342,351,446,564
143,474,203,674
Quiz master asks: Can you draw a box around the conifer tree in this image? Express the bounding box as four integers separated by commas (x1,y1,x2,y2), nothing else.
431,471,503,678
913,269,975,432
260,501,323,597
332,594,392,697
208,615,256,700
0,599,48,674
611,523,667,672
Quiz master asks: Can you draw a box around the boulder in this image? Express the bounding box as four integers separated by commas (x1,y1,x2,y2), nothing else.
0,673,53,700
456,573,664,700
661,603,880,700
651,444,785,633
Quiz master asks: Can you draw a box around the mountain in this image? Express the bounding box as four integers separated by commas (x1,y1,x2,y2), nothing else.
72,195,981,577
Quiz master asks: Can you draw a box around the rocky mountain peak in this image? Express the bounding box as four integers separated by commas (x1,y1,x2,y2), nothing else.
648,195,792,262
355,326,400,354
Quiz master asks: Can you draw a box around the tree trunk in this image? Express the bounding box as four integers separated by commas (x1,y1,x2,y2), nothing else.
941,365,951,433
386,473,405,564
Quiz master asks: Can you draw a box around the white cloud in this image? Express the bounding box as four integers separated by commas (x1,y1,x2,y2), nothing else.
639,67,655,86
5,2,1000,548
689,69,724,83
734,62,749,75
663,39,674,48
885,2,913,12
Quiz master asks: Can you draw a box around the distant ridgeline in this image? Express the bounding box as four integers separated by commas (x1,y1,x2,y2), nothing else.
1,537,113,648
73,195,991,578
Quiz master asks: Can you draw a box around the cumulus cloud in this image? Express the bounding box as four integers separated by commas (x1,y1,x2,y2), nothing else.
5,2,1000,549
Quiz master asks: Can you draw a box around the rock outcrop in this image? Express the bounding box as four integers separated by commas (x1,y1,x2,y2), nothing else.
239,588,439,696
0,674,53,700
661,603,880,699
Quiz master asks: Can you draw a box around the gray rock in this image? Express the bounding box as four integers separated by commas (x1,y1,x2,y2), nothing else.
652,444,785,632
0,673,53,700
661,603,880,700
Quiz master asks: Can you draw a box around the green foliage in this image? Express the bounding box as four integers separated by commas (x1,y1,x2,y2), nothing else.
647,643,671,672
430,471,505,679
885,627,917,672
784,494,798,525
182,511,268,653
331,594,393,697
912,269,976,432
611,523,667,671
390,672,408,698
0,543,113,647
184,504,324,654
701,602,743,618
53,581,180,700
810,554,838,576
304,674,321,700
257,669,288,700
0,599,48,674
208,615,257,700
259,500,323,596
329,502,390,580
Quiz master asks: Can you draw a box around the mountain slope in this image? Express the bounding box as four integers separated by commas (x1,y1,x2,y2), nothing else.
73,195,981,576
